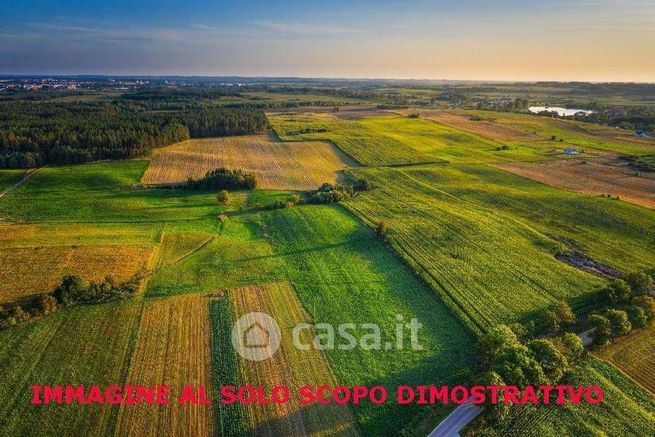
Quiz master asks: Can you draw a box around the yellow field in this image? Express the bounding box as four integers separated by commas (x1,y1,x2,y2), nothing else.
496,158,655,209
0,245,156,303
141,134,357,190
229,282,358,436
115,294,214,436
595,325,655,394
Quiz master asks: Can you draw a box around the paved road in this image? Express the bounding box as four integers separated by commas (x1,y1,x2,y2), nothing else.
0,168,39,199
428,399,481,437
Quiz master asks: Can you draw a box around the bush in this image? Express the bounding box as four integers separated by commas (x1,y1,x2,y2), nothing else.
53,274,89,306
633,295,655,320
216,190,231,205
626,304,648,329
10,305,31,325
491,344,548,386
542,301,575,334
36,294,58,315
588,314,611,345
605,309,632,337
187,168,257,190
476,325,520,367
527,339,569,383
604,279,632,304
556,332,585,364
625,271,653,295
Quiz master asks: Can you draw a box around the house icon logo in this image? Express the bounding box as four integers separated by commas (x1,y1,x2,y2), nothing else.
231,312,281,361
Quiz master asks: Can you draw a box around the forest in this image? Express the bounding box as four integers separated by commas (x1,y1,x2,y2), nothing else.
0,100,269,168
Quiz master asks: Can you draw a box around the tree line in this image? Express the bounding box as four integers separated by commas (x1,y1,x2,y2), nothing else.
0,101,270,168
0,273,144,330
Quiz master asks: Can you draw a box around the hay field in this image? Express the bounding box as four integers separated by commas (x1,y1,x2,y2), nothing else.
0,245,155,303
223,282,358,436
114,295,214,437
496,158,655,209
595,325,655,394
141,134,357,190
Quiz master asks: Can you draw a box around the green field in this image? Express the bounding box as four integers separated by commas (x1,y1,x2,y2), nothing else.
0,159,475,435
2,101,655,436
0,169,25,192
0,301,142,435
269,112,440,166
475,358,655,436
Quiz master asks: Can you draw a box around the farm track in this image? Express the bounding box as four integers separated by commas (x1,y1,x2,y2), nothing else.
0,168,39,199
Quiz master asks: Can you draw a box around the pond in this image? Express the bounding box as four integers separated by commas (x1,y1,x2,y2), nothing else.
528,106,594,116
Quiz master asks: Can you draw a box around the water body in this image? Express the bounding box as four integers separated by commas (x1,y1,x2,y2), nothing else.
529,106,595,116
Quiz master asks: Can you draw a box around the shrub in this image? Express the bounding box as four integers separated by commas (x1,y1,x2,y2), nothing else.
588,314,611,345
542,301,575,334
604,279,632,304
625,304,648,329
527,339,569,383
10,305,31,325
491,344,548,386
36,294,58,315
633,295,655,320
216,190,231,205
624,271,653,295
288,194,303,205
605,309,632,337
556,332,585,364
53,274,89,306
187,168,257,190
476,325,520,367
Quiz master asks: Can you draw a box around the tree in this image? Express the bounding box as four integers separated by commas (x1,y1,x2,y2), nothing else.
53,274,88,306
625,272,653,295
508,322,530,342
633,295,655,320
491,344,548,387
527,339,569,383
553,301,576,327
376,221,386,237
543,301,576,334
557,332,585,364
476,371,510,424
216,190,230,205
543,309,561,334
476,325,520,367
588,314,611,345
604,279,632,304
625,304,648,329
605,309,632,337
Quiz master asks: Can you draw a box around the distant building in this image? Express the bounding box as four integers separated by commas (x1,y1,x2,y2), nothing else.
564,147,578,155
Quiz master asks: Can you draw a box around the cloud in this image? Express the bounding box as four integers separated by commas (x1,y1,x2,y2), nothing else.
250,20,360,35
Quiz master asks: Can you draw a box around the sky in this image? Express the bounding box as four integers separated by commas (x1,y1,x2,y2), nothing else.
0,0,654,81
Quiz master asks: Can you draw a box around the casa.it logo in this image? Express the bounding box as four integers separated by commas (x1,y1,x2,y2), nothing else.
231,312,282,361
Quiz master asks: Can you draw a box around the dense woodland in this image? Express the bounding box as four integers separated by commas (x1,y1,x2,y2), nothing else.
0,100,269,168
